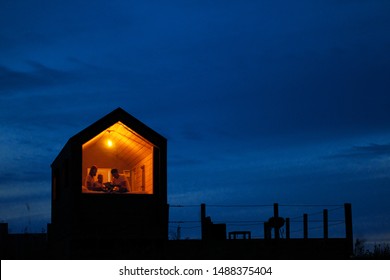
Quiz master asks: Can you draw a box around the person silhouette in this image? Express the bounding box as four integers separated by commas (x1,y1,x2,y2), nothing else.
110,168,129,193
85,165,98,191
93,174,105,191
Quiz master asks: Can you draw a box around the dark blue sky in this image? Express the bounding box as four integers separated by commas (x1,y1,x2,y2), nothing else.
1,0,390,244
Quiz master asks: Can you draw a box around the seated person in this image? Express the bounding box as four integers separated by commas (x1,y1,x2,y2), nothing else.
84,166,107,192
110,168,129,193
84,165,98,191
92,174,105,191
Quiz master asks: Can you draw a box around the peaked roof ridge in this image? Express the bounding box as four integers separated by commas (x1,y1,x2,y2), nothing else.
74,107,165,141
52,107,166,166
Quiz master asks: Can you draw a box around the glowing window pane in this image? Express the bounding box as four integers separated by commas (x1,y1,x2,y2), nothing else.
82,122,154,194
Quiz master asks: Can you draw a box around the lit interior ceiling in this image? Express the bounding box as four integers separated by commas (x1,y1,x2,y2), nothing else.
82,121,154,164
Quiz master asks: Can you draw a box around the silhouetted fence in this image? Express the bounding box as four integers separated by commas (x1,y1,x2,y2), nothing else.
169,202,352,247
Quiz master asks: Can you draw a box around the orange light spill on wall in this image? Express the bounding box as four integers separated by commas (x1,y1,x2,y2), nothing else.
107,139,113,148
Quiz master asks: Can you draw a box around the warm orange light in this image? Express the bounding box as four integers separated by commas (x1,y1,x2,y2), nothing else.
107,139,113,147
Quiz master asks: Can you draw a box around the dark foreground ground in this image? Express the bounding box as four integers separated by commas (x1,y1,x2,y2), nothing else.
2,233,353,260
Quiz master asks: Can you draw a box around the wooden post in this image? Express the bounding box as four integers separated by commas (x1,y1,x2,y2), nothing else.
323,209,328,239
177,224,181,240
274,203,279,239
264,222,271,239
201,203,206,240
285,218,290,239
303,213,308,239
344,203,353,254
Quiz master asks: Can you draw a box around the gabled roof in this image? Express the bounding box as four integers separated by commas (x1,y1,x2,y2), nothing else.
52,107,166,166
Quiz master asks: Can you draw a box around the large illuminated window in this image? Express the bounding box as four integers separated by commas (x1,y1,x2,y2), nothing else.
82,122,154,194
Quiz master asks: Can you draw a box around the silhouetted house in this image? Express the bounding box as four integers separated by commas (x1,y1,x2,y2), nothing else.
49,108,167,256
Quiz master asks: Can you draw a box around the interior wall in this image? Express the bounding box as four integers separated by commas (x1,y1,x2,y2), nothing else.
131,153,153,193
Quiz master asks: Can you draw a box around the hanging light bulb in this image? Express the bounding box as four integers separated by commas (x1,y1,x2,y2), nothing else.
107,139,113,147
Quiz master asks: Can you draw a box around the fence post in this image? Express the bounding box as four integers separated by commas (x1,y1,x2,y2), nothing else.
264,222,271,239
323,209,328,239
177,224,181,240
344,203,353,255
274,203,279,239
201,203,206,240
285,218,290,239
303,213,308,239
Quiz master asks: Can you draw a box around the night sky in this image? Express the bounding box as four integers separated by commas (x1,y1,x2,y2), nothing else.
1,0,390,245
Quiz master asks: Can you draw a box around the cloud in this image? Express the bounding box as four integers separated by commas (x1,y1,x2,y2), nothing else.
0,180,50,203
169,157,206,168
0,62,77,94
0,170,49,185
326,143,390,160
